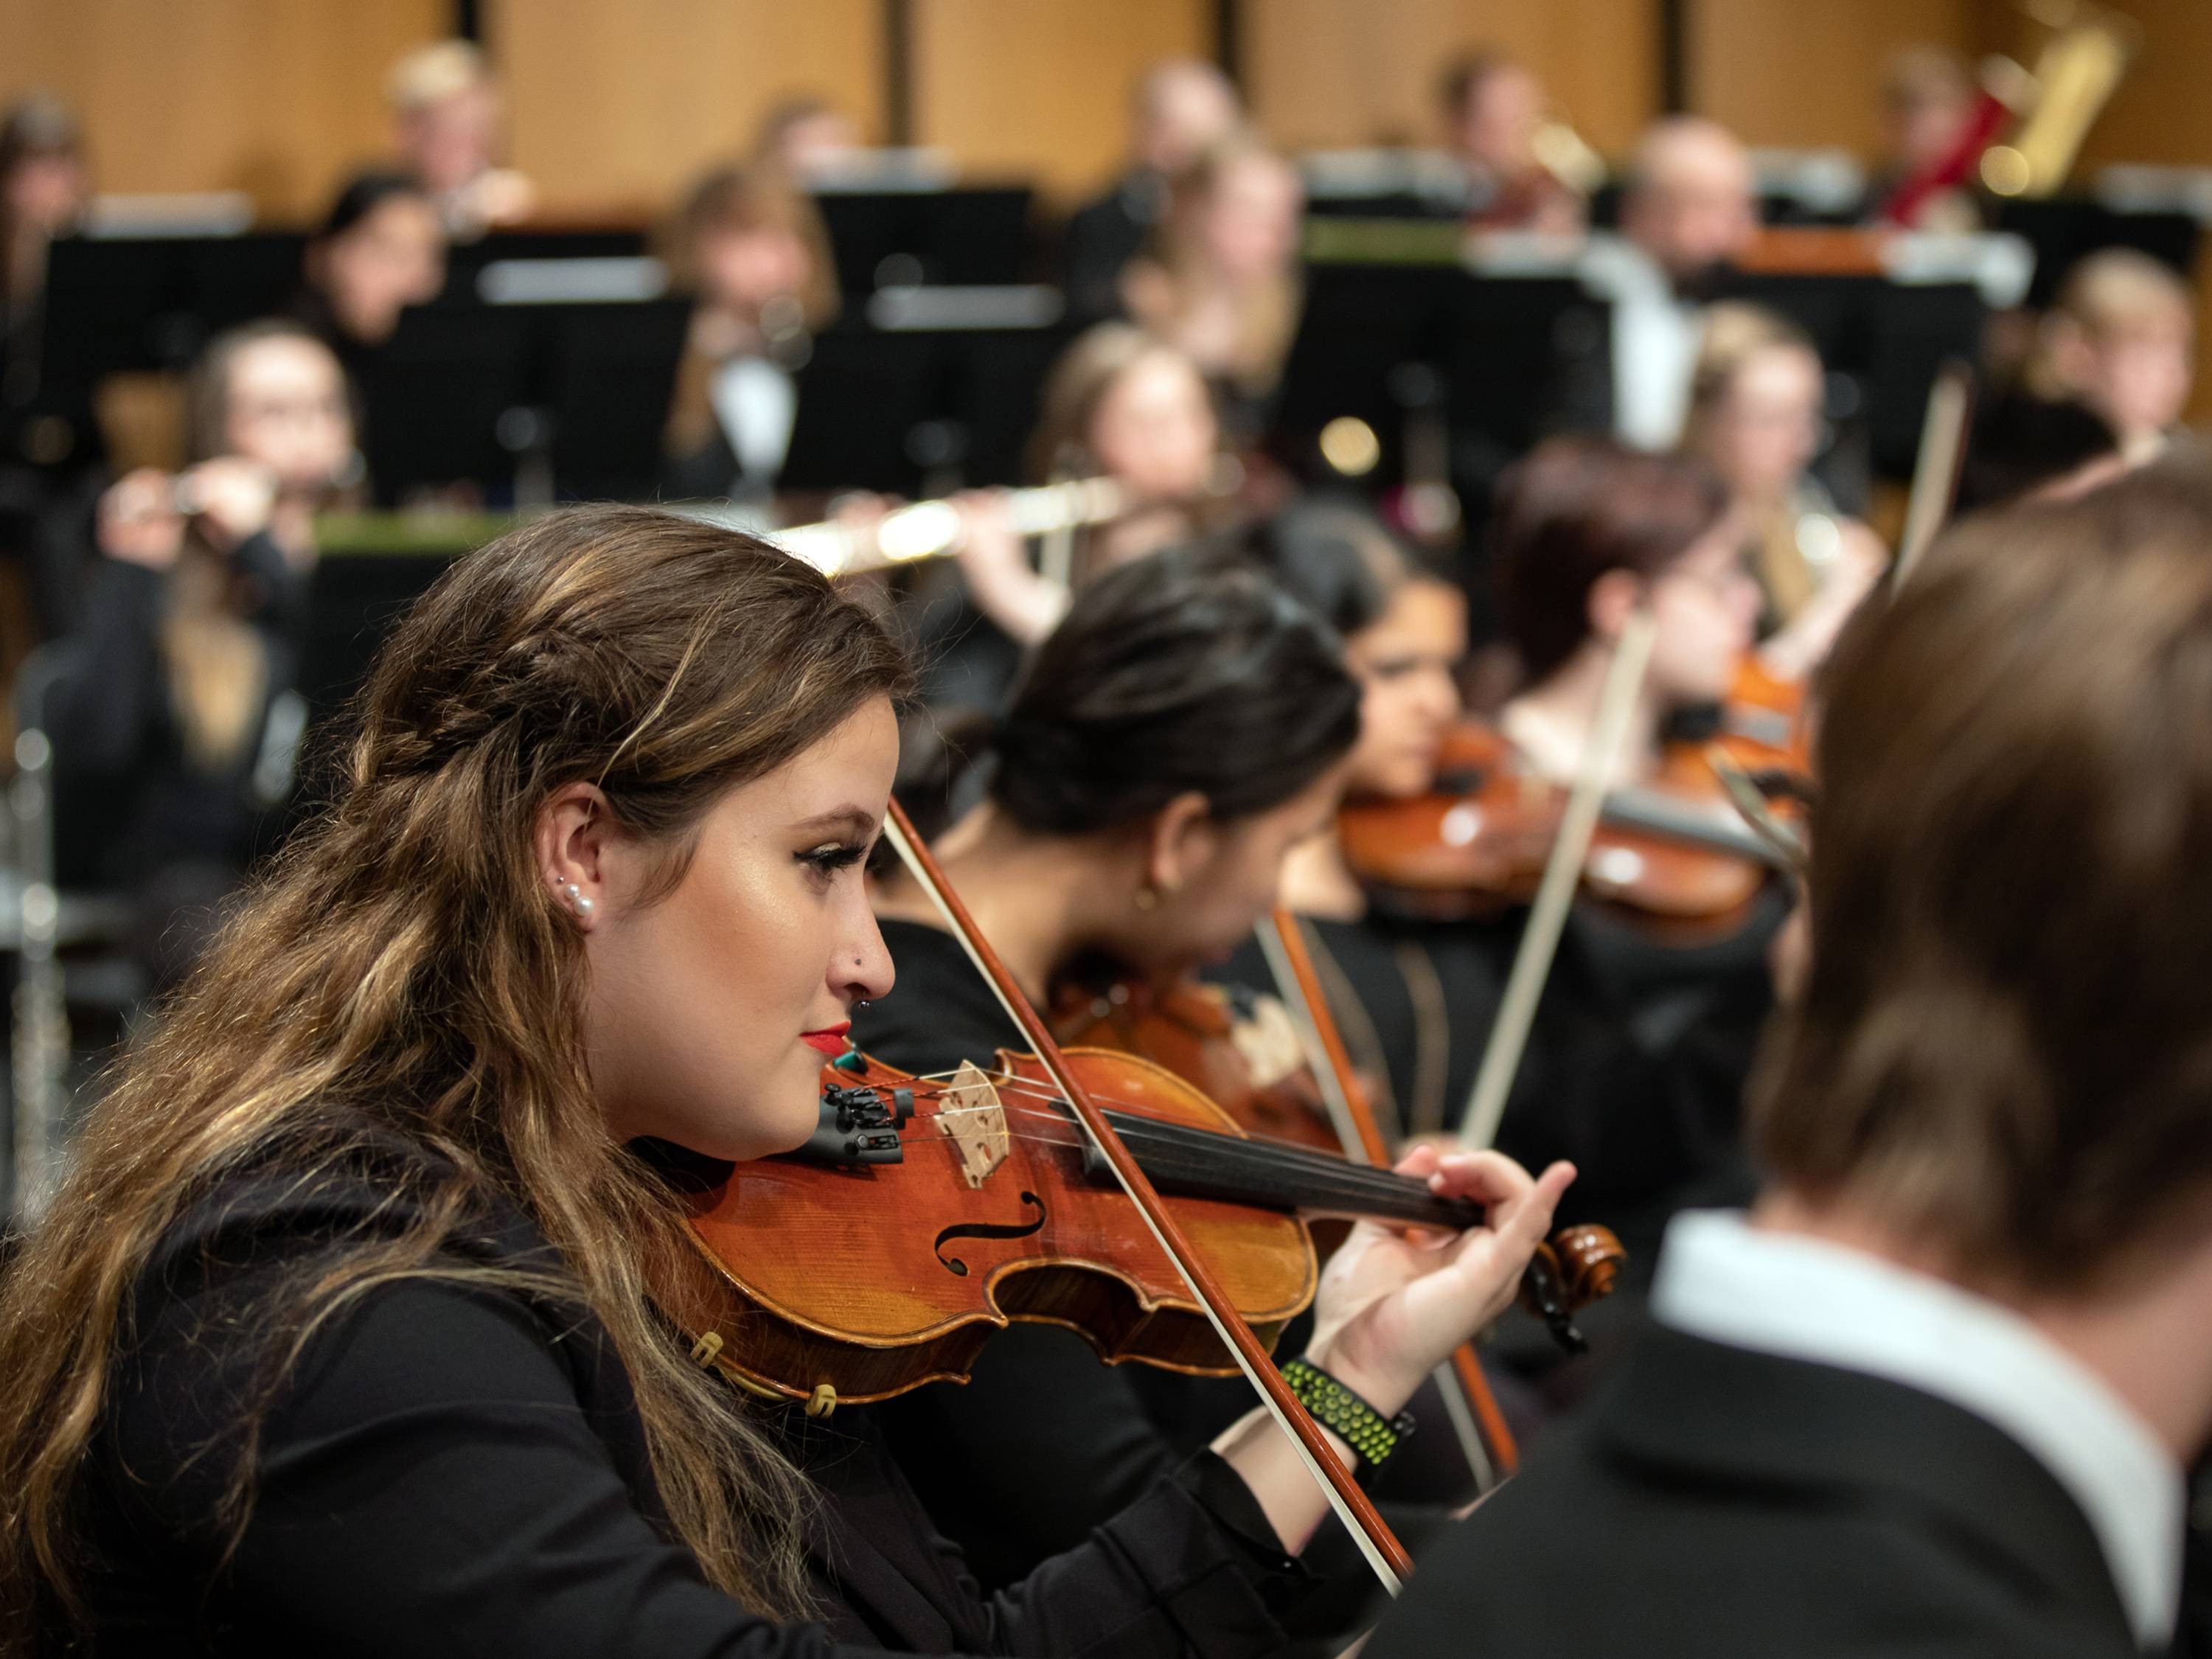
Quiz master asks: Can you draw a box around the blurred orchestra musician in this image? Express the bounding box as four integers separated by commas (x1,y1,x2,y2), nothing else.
1584,116,1761,451
52,321,354,987
1865,45,1994,232
2028,249,2197,467
1680,304,1888,679
1366,462,2212,1659
386,39,536,238
1222,501,1496,1139
749,94,864,186
1120,134,1305,442
940,324,1231,677
660,161,840,508
1954,249,2195,515
1480,437,1784,1262
1064,59,1242,324
0,94,90,364
1437,53,1586,236
293,170,449,384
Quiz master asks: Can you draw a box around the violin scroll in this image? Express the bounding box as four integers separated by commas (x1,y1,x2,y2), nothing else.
1516,1223,1626,1356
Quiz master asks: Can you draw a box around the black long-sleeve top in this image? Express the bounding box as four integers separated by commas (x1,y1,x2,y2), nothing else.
63,1123,1313,1658
48,532,307,889
849,919,1450,1613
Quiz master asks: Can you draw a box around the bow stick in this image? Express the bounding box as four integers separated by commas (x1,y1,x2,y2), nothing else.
882,799,1415,1592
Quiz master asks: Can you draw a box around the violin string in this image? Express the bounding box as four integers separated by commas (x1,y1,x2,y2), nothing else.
860,1070,1472,1219
888,1067,1455,1203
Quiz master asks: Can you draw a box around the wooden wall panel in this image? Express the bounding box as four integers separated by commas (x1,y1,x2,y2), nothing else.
0,0,446,221
1242,0,1660,164
490,0,883,214
911,0,1211,199
1686,0,1978,155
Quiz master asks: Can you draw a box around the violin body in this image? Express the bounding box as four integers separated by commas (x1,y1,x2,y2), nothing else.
670,1047,1318,1407
1051,971,1341,1152
1339,719,1778,934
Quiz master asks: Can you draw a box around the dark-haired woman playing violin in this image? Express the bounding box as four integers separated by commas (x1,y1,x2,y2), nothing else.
0,505,1565,1658
859,546,1571,1595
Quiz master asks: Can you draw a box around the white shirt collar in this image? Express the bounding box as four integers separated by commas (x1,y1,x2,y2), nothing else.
1652,1210,2185,1650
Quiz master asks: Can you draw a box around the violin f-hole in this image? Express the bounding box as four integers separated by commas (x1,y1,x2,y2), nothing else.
933,1192,1048,1276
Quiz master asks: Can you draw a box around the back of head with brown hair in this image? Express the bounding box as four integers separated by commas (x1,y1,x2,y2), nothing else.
1490,436,1732,682
1755,459,2212,1292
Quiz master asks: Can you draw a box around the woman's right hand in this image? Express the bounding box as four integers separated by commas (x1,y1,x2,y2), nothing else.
97,469,185,570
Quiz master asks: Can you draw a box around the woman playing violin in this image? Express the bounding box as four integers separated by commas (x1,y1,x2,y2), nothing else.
1472,437,1789,1273
862,545,1566,1590
0,507,1567,1658
1217,500,1500,1141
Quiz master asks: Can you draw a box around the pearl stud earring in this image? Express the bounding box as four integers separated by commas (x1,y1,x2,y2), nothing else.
564,881,594,917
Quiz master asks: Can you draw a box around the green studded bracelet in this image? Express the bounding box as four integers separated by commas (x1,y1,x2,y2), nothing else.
1280,1357,1416,1470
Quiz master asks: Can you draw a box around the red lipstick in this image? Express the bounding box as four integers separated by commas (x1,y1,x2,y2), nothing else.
801,1021,852,1056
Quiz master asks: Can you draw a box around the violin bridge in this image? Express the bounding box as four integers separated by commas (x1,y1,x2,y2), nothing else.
938,1060,1009,1189
1228,992,1307,1091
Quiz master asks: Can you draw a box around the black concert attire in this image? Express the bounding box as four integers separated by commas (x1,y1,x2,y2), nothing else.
49,534,311,984
68,1119,1320,1658
1214,917,1500,1147
1063,173,1165,327
1364,1211,2180,1659
852,917,1453,1621
1479,892,1784,1273
1222,888,1783,1282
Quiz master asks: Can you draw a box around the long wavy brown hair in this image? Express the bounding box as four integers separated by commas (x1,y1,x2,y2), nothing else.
0,504,912,1643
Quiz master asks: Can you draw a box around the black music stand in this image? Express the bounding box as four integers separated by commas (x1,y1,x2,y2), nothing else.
813,188,1036,297
1994,198,2200,307
354,296,690,506
39,232,307,392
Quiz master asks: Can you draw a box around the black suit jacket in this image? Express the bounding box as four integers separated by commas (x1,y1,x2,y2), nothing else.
72,1130,1311,1658
1366,1326,2141,1659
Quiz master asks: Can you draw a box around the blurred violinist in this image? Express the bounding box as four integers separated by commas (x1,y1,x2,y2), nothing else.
52,321,352,987
661,162,840,507
1477,437,1784,1265
1680,304,1888,678
1120,134,1304,441
386,40,536,237
1065,60,1243,324
1216,501,1497,1138
1437,54,1585,236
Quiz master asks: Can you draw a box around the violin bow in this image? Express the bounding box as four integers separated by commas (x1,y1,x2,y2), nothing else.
1460,609,1658,1152
1257,907,1522,1484
1893,360,1975,591
882,800,1416,1593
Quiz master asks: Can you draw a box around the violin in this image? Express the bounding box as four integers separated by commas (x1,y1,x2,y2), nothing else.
1050,967,1341,1152
1338,717,1795,934
1049,956,1624,1359
667,1045,1617,1410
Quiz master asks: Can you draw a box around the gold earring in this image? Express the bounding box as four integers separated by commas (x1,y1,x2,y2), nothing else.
1133,886,1159,912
